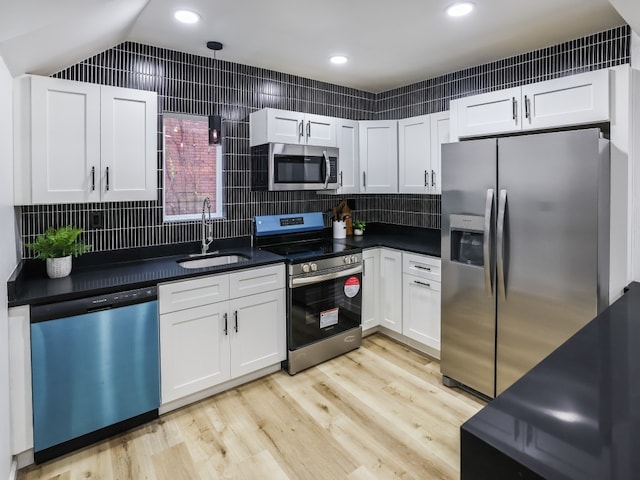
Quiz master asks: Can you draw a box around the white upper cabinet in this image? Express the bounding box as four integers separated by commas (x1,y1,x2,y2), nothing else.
359,120,398,193
398,115,431,194
521,69,610,130
454,69,610,138
429,111,450,195
100,85,158,202
14,75,157,205
455,87,522,137
249,108,337,147
398,111,449,194
335,119,360,194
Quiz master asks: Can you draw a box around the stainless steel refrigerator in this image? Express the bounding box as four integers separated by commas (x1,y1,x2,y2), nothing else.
440,128,609,399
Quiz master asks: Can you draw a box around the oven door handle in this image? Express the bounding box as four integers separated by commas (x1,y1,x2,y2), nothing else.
290,265,362,288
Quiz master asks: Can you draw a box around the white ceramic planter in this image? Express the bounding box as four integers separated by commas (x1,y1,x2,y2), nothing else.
354,229,364,236
46,255,72,278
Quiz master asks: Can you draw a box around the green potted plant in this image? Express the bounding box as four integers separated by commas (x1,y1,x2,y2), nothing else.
353,220,366,236
25,226,92,278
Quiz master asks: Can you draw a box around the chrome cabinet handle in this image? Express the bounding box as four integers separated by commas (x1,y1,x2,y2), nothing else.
224,313,228,335
91,166,96,191
524,95,530,120
299,120,304,138
105,166,110,191
431,169,436,188
414,280,431,288
414,264,431,271
484,189,494,297
340,171,343,187
362,171,366,188
323,150,330,189
424,170,428,187
497,189,508,300
306,120,311,138
234,310,238,333
512,97,517,121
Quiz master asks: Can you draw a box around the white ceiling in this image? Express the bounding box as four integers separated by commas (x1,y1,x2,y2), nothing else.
0,0,631,93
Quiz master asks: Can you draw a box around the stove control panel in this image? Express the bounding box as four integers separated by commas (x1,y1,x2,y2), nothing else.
290,252,362,276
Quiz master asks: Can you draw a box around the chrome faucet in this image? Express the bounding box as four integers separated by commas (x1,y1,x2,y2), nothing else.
201,197,213,255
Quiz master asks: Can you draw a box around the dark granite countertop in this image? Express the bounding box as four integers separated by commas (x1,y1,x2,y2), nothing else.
461,282,640,480
342,224,441,257
8,225,441,307
8,238,285,307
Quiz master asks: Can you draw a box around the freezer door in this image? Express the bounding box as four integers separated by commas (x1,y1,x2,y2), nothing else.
496,129,605,395
441,138,497,398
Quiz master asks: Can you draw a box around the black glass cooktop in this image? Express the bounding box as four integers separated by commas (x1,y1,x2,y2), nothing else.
261,240,361,262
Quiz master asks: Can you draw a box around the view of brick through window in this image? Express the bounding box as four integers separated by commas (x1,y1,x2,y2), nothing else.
163,115,217,217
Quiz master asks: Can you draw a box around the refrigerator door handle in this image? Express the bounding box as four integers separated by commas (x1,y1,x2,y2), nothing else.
484,188,494,297
497,189,508,300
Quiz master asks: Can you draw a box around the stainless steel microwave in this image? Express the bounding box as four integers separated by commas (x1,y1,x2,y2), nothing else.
251,143,339,191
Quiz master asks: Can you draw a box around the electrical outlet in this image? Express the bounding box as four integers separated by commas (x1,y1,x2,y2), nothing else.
89,211,104,229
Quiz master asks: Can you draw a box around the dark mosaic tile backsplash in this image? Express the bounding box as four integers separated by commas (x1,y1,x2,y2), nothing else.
18,25,630,256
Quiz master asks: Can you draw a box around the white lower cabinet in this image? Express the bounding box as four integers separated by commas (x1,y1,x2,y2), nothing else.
402,252,442,355
362,248,442,356
230,290,285,378
159,264,285,405
402,273,441,351
378,248,403,333
361,249,380,332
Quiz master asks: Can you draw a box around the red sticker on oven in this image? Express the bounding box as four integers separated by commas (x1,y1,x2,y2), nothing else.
344,276,361,298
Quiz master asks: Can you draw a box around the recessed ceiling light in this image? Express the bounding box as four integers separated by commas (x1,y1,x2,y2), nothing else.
174,9,200,24
446,2,474,17
330,55,348,65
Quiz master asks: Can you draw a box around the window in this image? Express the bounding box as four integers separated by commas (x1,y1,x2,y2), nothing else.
163,113,223,221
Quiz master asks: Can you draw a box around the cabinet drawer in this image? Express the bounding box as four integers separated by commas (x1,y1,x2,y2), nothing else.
403,252,441,280
159,274,230,314
229,264,285,299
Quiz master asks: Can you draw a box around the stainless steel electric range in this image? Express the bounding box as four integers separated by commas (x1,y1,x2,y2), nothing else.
254,212,363,374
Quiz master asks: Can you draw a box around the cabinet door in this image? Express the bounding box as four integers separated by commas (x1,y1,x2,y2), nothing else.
398,115,431,194
266,109,305,144
362,249,379,331
521,69,609,131
429,111,450,194
336,119,360,194
30,76,101,204
379,249,403,333
101,86,157,201
229,263,285,299
304,113,337,147
159,274,230,315
230,289,286,378
160,303,231,404
359,120,398,193
456,87,521,138
402,275,441,355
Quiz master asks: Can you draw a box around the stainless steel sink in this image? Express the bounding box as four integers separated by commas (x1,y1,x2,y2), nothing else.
177,253,250,269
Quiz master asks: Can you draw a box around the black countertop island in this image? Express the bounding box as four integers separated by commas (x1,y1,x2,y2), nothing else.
461,282,640,480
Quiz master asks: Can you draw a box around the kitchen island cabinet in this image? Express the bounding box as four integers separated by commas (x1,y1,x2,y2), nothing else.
461,281,640,480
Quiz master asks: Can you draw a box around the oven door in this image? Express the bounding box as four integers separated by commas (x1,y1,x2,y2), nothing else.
288,266,362,350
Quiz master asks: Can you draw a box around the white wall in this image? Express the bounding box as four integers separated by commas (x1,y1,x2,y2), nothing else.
0,55,18,479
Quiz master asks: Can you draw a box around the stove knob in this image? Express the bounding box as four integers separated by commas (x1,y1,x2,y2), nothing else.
310,263,318,272
344,256,352,264
350,255,358,264
302,264,310,273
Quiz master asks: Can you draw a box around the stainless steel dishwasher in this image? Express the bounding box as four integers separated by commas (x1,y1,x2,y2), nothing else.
30,286,160,463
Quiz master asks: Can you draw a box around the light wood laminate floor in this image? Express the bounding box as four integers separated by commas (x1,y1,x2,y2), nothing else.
19,334,485,480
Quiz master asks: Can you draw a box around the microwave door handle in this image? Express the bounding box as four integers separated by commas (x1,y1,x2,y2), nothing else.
323,150,330,189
